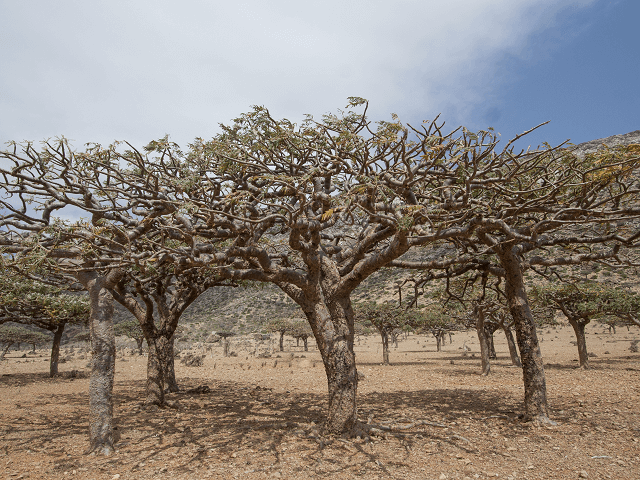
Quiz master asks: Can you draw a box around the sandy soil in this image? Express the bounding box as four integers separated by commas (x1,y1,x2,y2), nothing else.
1,325,639,480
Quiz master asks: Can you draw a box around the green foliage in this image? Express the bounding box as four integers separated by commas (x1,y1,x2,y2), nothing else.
0,324,50,348
0,273,90,327
265,318,294,334
114,320,143,341
532,281,640,322
355,302,411,336
288,319,312,339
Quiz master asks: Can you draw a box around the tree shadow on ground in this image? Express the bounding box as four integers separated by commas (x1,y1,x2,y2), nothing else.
0,374,525,476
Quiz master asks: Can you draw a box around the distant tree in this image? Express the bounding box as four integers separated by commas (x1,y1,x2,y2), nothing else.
0,273,90,376
114,320,145,355
355,302,410,364
289,319,313,351
533,282,640,368
0,324,50,360
216,331,235,357
266,318,293,352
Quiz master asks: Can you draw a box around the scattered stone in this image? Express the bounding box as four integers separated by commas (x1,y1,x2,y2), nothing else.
357,372,365,380
186,385,211,394
604,351,611,354
180,354,204,367
579,470,589,478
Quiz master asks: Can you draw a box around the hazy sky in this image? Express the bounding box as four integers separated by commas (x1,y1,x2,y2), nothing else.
1,0,638,151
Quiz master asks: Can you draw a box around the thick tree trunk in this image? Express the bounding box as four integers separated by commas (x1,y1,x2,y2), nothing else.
381,331,390,365
569,317,590,369
497,246,550,423
434,334,442,352
321,336,357,434
303,337,308,352
49,323,66,377
279,332,284,352
80,274,119,455
476,310,491,376
145,337,165,406
503,326,522,367
305,299,357,435
164,336,179,392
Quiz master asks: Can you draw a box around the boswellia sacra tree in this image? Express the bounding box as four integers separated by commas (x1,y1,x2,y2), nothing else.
2,101,639,440
388,139,640,423
131,99,640,432
0,138,179,454
0,271,90,376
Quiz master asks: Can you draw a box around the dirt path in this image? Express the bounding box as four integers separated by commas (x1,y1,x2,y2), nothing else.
1,325,639,479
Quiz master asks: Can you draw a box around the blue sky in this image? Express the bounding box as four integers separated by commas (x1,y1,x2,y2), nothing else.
0,0,637,151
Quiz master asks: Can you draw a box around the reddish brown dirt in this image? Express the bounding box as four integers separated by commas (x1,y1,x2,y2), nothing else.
1,325,639,480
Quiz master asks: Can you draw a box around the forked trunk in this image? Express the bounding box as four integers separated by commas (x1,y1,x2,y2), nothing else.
49,323,65,377
381,330,390,365
476,310,491,376
497,246,550,423
435,334,442,352
569,317,590,369
503,326,522,367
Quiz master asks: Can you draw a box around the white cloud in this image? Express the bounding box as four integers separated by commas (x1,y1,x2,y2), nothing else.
0,0,597,147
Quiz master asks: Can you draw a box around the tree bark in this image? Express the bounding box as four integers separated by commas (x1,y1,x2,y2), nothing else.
49,323,66,377
486,327,497,359
78,271,121,455
302,298,357,435
279,331,285,352
503,326,522,367
496,245,550,423
434,333,442,352
145,337,165,406
135,337,144,355
164,336,179,392
303,337,308,352
569,317,591,369
476,309,491,376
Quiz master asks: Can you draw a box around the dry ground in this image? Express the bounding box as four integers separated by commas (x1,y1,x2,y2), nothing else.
1,325,639,480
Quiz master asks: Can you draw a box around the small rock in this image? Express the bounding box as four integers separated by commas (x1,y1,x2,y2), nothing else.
439,474,447,480
579,470,588,478
112,475,121,480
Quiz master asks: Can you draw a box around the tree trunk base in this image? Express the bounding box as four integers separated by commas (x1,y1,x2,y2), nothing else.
522,413,557,426
86,441,115,456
